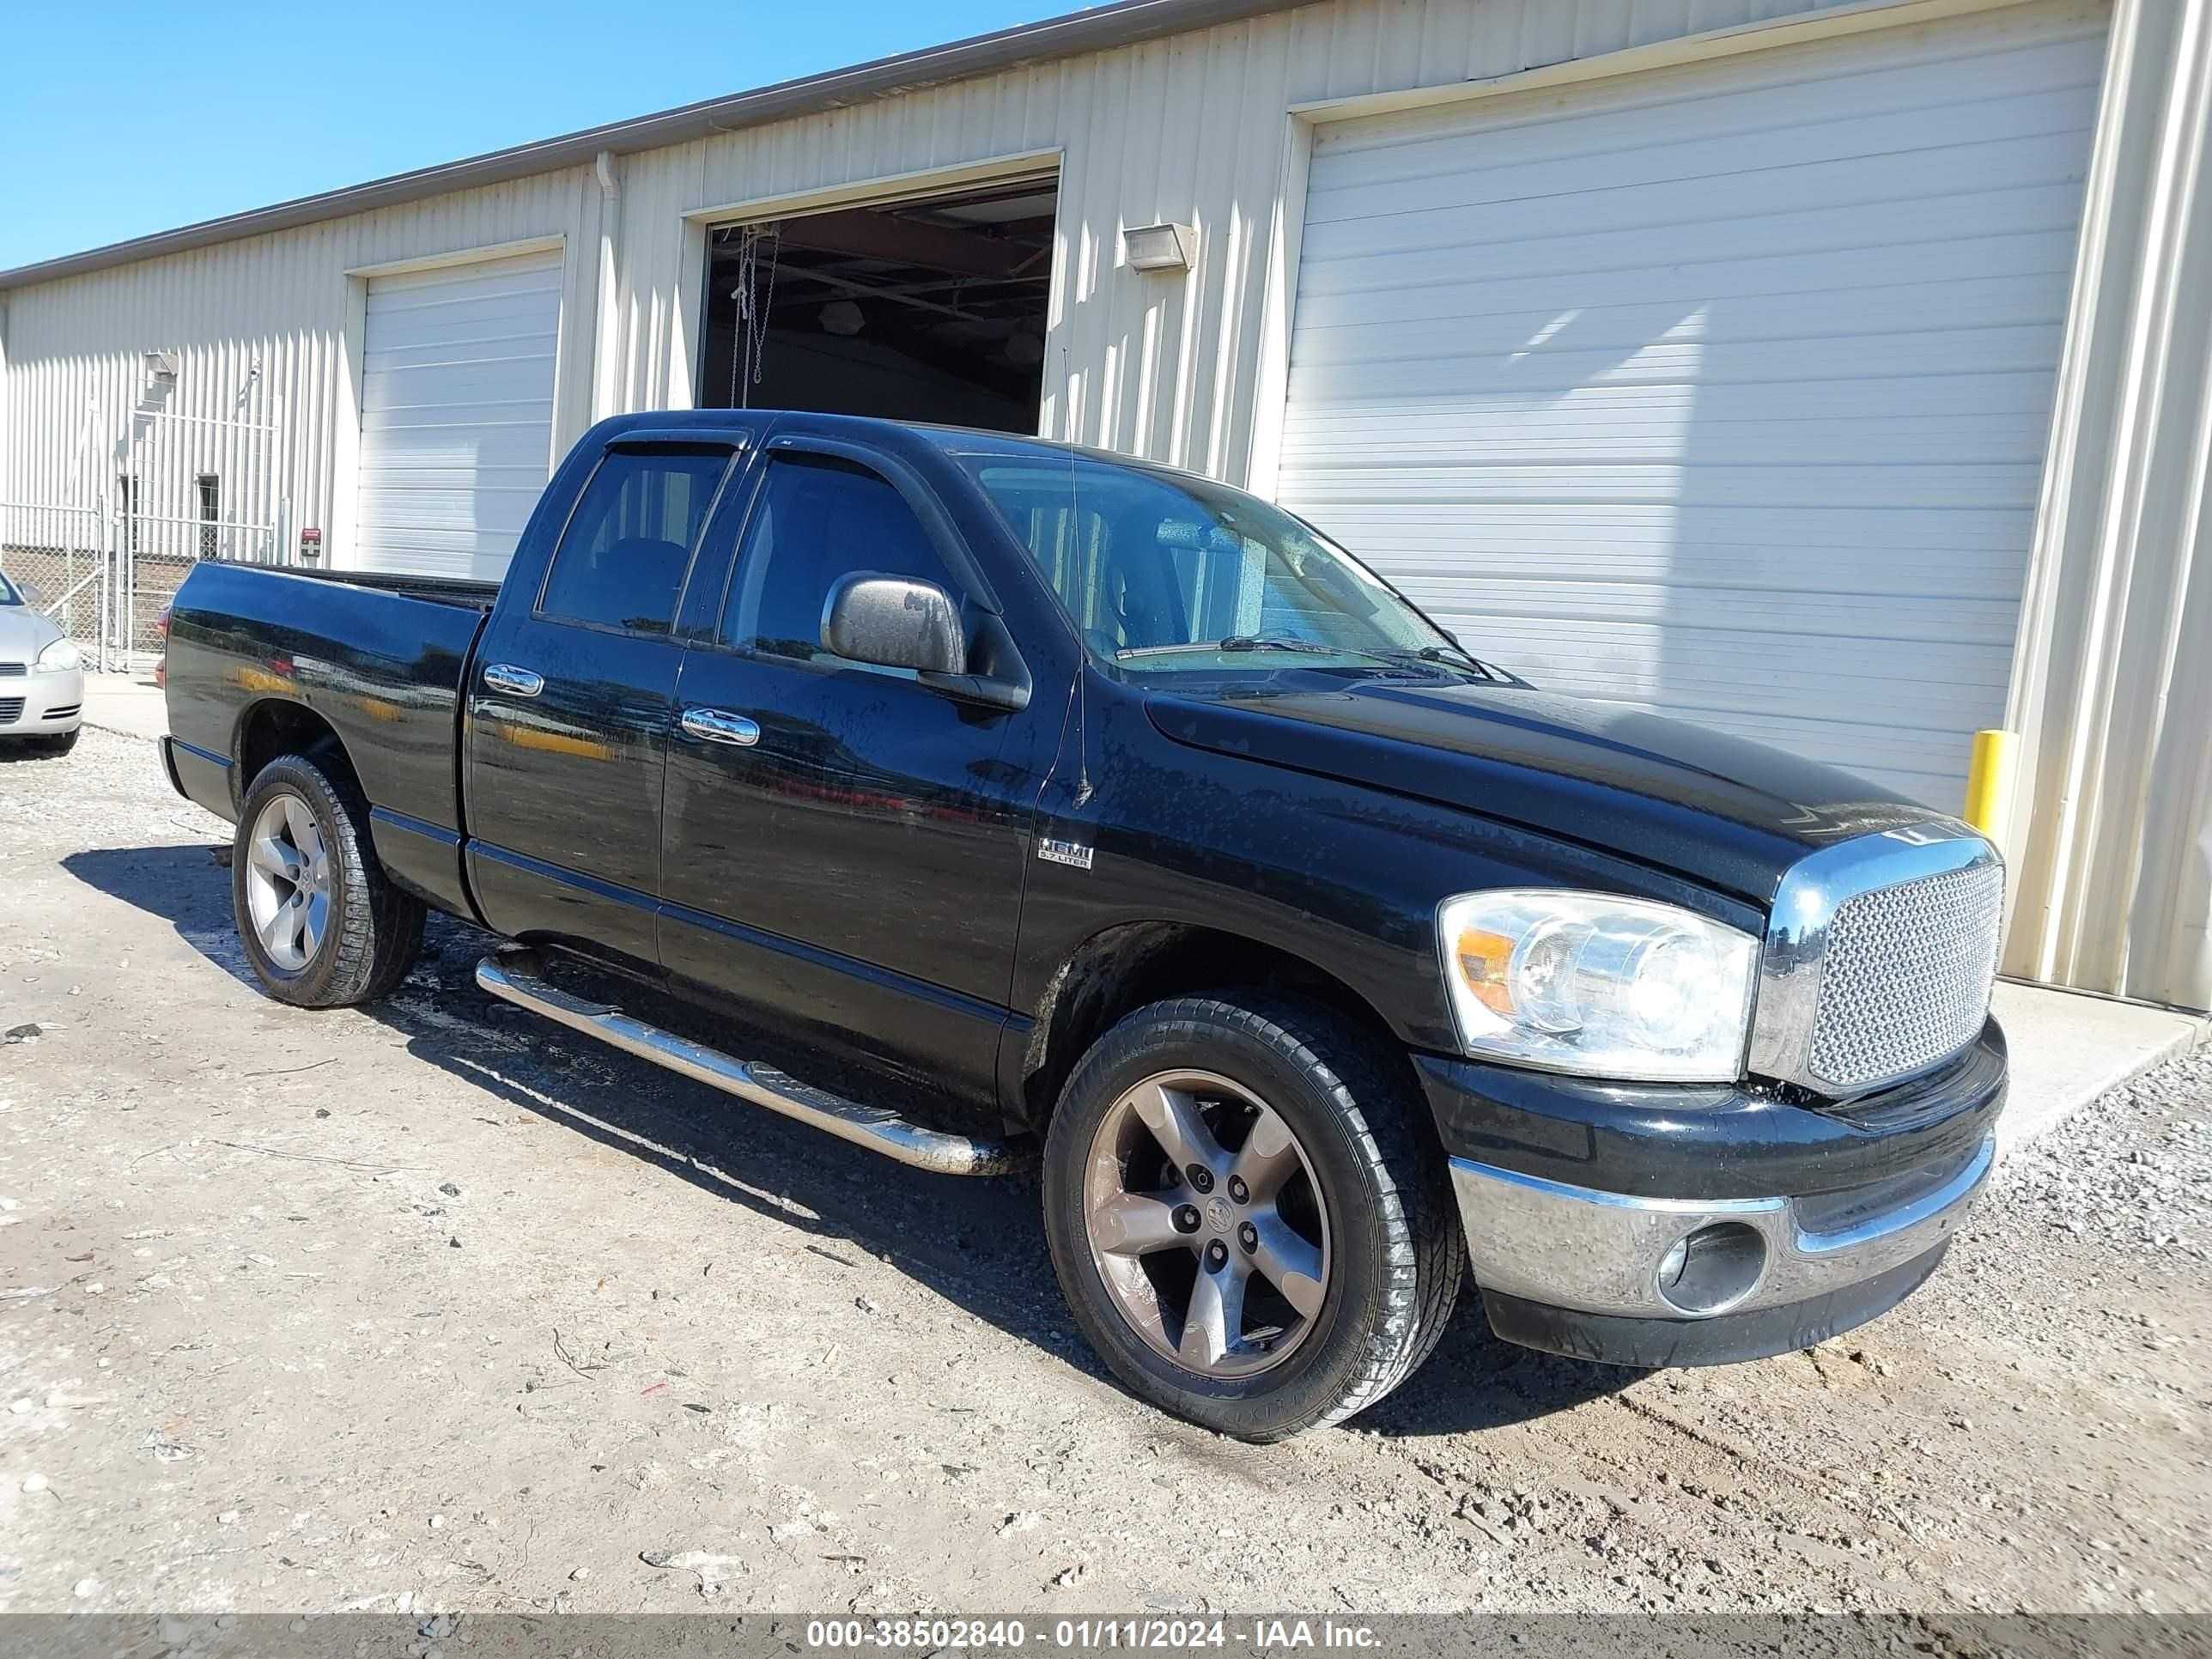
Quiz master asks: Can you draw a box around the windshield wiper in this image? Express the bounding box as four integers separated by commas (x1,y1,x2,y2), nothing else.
1221,636,1510,679
1223,637,1449,672
1119,636,1438,671
1118,636,1339,660
1218,635,1341,655
1378,644,1505,681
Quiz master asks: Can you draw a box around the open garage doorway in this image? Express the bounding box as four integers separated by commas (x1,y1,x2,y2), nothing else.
698,173,1057,434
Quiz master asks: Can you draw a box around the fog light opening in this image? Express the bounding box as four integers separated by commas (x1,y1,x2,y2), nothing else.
1655,1222,1767,1316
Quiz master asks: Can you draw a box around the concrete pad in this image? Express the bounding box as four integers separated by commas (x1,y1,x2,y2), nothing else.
1991,978,2208,1154
79,672,167,742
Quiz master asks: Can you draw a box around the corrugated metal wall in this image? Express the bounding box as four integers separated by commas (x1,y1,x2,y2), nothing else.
1,0,1850,550
0,167,599,564
601,0,1856,477
2002,0,2212,1011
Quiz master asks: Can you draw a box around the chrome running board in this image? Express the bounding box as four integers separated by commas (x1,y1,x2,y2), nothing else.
474,948,1022,1177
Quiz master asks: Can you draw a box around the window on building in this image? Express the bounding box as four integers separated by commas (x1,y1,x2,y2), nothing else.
537,447,731,634
719,454,961,662
197,474,221,559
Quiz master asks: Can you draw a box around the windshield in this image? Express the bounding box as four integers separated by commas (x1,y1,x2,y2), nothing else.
963,455,1471,678
0,573,21,606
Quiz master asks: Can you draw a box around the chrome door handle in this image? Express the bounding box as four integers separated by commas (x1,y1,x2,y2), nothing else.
483,663,544,698
681,708,761,747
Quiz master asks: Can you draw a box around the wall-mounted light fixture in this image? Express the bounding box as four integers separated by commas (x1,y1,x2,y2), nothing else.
1122,222,1200,273
143,349,180,384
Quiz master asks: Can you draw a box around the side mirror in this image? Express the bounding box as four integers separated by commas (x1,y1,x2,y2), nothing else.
822,573,965,676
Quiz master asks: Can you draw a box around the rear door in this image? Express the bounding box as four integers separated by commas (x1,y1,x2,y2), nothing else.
657,439,1044,1121
465,440,741,969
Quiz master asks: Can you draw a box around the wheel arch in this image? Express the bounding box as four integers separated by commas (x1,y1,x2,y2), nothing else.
1016,921,1417,1133
232,697,354,809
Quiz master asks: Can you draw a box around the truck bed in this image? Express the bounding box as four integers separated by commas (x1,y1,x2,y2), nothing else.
162,559,490,917
259,563,501,611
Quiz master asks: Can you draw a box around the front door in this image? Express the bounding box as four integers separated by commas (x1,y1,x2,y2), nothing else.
465,441,739,969
659,442,1047,1123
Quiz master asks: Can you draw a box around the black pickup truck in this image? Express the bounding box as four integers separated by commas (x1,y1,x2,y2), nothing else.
162,410,2008,1441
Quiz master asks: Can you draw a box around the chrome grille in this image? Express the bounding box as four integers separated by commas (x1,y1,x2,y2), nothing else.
0,662,24,678
0,698,22,725
1807,859,2004,1091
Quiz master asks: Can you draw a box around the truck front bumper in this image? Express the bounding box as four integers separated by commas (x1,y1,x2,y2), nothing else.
1417,1018,2005,1368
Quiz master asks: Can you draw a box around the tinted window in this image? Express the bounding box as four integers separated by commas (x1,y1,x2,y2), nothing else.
539,448,730,633
720,454,960,661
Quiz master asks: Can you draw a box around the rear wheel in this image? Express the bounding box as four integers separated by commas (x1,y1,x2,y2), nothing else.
1042,995,1462,1441
233,752,424,1008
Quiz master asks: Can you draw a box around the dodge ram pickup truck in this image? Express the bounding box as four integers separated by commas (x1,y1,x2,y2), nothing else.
162,410,2008,1441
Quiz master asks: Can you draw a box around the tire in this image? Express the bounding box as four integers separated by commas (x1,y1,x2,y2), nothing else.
232,751,425,1009
37,728,80,757
1042,994,1464,1441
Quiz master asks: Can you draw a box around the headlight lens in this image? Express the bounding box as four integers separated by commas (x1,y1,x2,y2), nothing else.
1437,890,1758,1082
35,639,81,672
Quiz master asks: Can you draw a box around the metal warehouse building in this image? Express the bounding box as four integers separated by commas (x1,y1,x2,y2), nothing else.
2,0,2207,1011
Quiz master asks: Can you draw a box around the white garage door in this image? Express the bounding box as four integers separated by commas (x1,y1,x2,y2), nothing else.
354,249,562,580
1276,8,2106,809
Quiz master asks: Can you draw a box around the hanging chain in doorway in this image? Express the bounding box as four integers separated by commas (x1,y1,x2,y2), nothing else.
730,222,783,408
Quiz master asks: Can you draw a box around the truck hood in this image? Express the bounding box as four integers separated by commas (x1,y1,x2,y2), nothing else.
1144,676,1942,904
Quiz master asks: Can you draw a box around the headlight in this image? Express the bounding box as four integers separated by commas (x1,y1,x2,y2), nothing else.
1437,890,1758,1082
35,639,81,672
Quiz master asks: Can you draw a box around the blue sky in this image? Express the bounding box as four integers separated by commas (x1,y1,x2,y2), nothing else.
0,0,1071,271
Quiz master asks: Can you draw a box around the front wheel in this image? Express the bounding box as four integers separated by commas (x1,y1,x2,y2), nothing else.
1042,995,1463,1441
233,752,425,1008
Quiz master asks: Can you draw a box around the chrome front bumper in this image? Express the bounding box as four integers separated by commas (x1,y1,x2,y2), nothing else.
1449,1132,1995,1323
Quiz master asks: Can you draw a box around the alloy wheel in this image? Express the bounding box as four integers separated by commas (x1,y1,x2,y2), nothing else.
1081,1068,1331,1378
243,793,332,972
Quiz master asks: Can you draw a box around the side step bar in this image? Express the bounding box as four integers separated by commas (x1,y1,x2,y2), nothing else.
474,949,1023,1177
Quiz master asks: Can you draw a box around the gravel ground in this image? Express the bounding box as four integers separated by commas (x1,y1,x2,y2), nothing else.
0,727,2206,1619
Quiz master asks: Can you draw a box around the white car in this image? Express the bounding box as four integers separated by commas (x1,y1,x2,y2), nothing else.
0,571,85,755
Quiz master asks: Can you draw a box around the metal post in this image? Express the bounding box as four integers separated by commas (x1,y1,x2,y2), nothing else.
1965,731,2021,856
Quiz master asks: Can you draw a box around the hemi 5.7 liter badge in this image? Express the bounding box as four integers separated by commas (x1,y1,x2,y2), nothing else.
1038,838,1095,871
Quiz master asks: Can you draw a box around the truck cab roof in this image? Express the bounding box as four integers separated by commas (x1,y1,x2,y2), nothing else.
586,406,1209,480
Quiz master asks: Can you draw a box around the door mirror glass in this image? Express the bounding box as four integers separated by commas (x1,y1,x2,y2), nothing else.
823,574,965,675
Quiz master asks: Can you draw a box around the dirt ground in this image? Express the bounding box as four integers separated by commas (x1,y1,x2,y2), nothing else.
1,727,2205,1618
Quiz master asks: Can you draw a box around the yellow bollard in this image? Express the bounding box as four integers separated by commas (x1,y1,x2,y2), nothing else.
1963,729,2019,852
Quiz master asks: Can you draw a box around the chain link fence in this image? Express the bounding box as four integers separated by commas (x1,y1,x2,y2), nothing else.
2,505,193,672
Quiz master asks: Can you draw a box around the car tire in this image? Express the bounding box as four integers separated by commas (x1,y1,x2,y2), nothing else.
1042,994,1463,1441
233,751,425,1009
